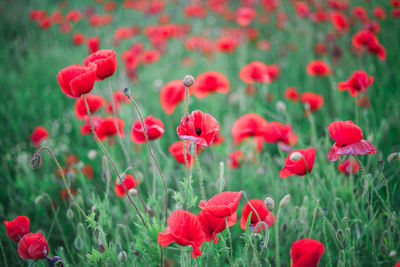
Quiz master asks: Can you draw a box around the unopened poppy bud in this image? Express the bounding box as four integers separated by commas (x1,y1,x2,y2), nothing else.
336,229,343,242
66,209,74,220
73,237,83,251
123,88,131,97
276,101,286,112
128,188,137,197
290,152,303,161
30,153,42,169
279,194,291,208
183,75,194,87
118,251,127,261
377,160,384,172
34,195,44,205
264,197,275,211
88,149,97,159
389,250,396,258
387,152,398,162
216,178,225,193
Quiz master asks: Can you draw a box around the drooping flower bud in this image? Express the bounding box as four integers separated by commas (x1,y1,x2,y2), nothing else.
279,194,291,208
264,197,275,211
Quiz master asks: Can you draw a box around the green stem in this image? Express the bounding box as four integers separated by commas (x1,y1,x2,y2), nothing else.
0,237,8,267
274,210,280,267
225,217,233,265
194,147,206,200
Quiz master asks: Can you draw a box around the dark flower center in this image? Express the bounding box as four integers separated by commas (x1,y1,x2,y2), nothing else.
195,127,202,136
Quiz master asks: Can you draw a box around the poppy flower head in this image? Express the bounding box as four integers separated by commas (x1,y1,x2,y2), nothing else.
30,126,49,147
87,36,100,54
177,110,219,147
17,233,49,260
168,141,196,168
331,11,349,32
197,210,237,244
95,117,125,141
72,32,85,46
74,94,106,120
140,50,160,65
284,87,299,102
81,115,102,136
290,238,325,267
240,199,275,232
199,191,242,217
114,174,140,197
191,71,229,99
184,3,207,18
338,159,360,175
215,37,239,53
130,115,165,144
239,61,269,84
83,49,117,80
236,7,257,27
227,150,245,169
306,60,331,77
57,64,97,98
158,209,205,259
4,216,30,242
279,147,316,178
338,71,373,97
231,113,268,145
373,7,386,20
300,92,324,114
160,80,187,114
295,1,310,18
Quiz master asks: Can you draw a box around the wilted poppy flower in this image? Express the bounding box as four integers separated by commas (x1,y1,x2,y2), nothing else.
215,37,238,53
199,191,242,218
290,238,324,267
177,110,219,147
279,147,316,178
240,199,275,232
87,36,100,54
306,60,331,77
114,174,140,197
198,210,236,244
227,150,245,169
232,113,268,145
160,80,186,114
72,32,85,46
4,216,30,242
158,209,205,259
239,61,269,84
30,126,49,147
236,7,256,27
284,87,299,102
95,117,125,141
83,49,117,80
57,64,97,98
338,159,360,175
168,141,196,168
331,11,349,32
327,121,376,161
301,92,324,114
18,233,49,260
338,71,373,97
81,115,102,136
74,94,105,120
191,71,229,99
130,115,165,144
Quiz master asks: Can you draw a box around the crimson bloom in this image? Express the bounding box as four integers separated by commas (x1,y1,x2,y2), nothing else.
158,209,205,259
327,121,376,161
114,174,140,197
338,71,373,97
197,210,236,244
74,94,105,120
191,71,229,99
18,233,49,260
263,121,298,151
84,49,117,80
199,191,242,218
338,159,360,176
284,87,299,102
177,110,219,147
231,113,268,145
130,115,165,144
57,64,97,98
301,92,324,114
72,32,85,46
4,216,30,242
81,115,102,136
160,80,187,114
290,238,325,267
331,11,349,32
95,117,125,141
236,7,256,27
215,37,238,53
279,147,316,178
239,61,268,84
87,36,100,54
306,60,331,77
240,199,275,232
168,141,195,168
30,126,49,147
227,150,245,169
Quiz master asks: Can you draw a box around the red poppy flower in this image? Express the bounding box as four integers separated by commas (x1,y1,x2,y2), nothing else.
284,87,299,102
39,17,52,30
65,154,78,167
130,115,165,144
59,188,77,201
72,32,85,46
30,10,47,21
140,50,160,65
295,1,310,18
177,110,219,147
168,141,195,168
256,39,271,51
239,61,269,84
352,6,368,23
158,209,205,259
227,150,245,169
114,174,140,197
240,199,275,232
266,64,280,83
231,113,268,145
87,36,100,54
74,94,105,120
191,71,229,99
215,37,238,53
66,10,82,22
184,3,207,18
263,121,297,149
373,7,386,20
279,147,316,178
338,159,360,176
356,94,371,109
328,121,376,161
300,92,324,114
290,238,325,267
306,60,331,77
81,115,102,136
57,64,97,98
331,11,349,32
18,233,49,260
338,71,373,97
83,49,117,81
4,216,30,242
30,126,49,147
95,117,125,141
160,80,187,114
199,191,242,218
314,42,328,55
198,210,236,244
82,164,94,179
236,7,256,27
212,132,224,146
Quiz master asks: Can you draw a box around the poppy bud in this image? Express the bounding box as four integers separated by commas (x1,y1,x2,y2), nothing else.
216,178,225,193
66,209,74,220
118,251,127,261
279,194,291,208
264,197,275,211
18,233,49,260
88,149,97,159
387,152,398,162
128,188,138,197
123,88,131,97
289,152,303,161
183,75,194,87
389,250,396,258
336,230,343,242
34,195,44,205
73,236,83,251
30,153,42,169
276,101,286,112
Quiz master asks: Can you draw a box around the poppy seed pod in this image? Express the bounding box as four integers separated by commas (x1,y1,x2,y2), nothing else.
279,194,291,208
183,75,194,87
264,197,275,211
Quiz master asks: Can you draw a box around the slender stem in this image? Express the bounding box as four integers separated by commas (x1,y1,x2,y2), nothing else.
274,210,280,267
83,94,147,228
225,217,233,265
0,237,8,267
194,146,206,200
